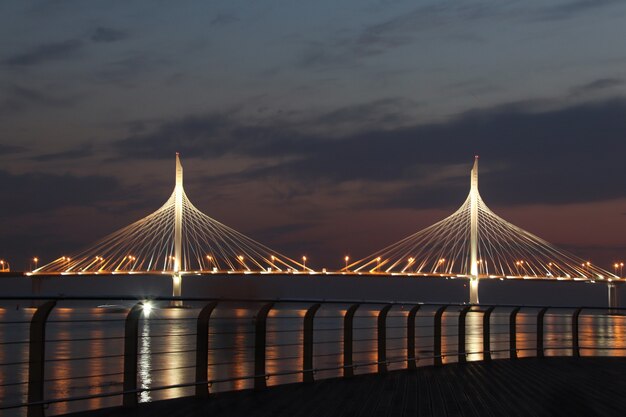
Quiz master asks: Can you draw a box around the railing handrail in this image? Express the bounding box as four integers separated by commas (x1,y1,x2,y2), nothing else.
0,295,623,311
1,298,625,415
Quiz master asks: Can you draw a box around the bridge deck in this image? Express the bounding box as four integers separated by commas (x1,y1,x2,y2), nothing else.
64,357,626,417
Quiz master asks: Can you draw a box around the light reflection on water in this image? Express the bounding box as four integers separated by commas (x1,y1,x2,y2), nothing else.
466,312,483,361
0,303,625,416
139,317,152,403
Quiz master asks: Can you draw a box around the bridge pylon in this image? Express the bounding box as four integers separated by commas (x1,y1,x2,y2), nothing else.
469,156,480,304
172,153,184,306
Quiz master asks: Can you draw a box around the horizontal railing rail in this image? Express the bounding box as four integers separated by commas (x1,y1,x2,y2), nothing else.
0,296,624,417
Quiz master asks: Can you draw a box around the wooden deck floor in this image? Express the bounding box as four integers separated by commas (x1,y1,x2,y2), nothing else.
64,357,626,417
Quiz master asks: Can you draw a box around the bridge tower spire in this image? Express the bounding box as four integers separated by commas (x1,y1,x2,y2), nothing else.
172,153,183,304
174,153,183,273
469,156,479,304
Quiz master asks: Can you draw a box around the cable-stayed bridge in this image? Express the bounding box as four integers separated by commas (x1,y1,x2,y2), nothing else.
346,157,617,303
31,155,619,305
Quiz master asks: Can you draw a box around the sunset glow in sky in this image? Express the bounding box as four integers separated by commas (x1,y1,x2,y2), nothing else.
1,1,625,270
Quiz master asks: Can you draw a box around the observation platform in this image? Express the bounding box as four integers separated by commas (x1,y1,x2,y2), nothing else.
64,357,626,417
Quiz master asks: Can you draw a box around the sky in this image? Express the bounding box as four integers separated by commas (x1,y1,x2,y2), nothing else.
1,0,625,271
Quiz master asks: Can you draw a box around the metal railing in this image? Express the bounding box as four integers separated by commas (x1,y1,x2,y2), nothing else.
0,296,625,417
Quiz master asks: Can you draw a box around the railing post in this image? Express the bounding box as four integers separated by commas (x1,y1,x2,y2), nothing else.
303,303,321,383
254,302,274,390
458,305,471,363
537,307,548,358
27,300,56,417
509,307,521,359
343,304,360,377
195,301,218,398
407,305,421,370
377,304,393,373
572,307,583,358
123,303,144,407
433,305,448,367
483,306,495,361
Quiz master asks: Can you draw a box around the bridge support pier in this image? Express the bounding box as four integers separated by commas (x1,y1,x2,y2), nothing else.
171,274,183,307
469,278,479,304
608,282,618,312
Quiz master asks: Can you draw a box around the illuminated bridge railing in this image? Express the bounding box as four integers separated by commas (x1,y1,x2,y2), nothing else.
1,297,625,416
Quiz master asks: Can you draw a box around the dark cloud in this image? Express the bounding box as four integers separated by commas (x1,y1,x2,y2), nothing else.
317,98,418,127
31,144,93,162
114,113,261,158
93,55,168,87
298,1,624,69
354,3,496,51
113,118,291,159
3,39,83,67
114,98,418,159
91,27,129,43
539,0,621,21
114,97,626,208
297,3,502,68
571,78,623,95
0,170,121,217
0,84,80,117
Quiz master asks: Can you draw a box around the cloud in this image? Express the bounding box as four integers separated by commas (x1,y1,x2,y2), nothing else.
297,2,501,68
31,144,93,162
354,3,496,51
114,96,626,208
93,54,168,87
114,97,417,159
538,0,622,21
0,84,80,117
570,78,623,96
0,170,122,218
297,1,626,69
3,39,83,67
317,98,419,129
91,27,129,43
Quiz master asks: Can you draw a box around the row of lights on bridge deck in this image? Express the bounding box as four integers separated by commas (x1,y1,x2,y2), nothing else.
5,255,626,277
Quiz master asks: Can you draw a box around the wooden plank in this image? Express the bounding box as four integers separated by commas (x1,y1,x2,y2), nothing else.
60,358,626,417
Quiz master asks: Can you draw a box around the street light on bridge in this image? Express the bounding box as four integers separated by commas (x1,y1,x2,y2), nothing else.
63,257,71,271
344,256,350,271
302,256,307,271
127,256,136,271
238,255,248,271
437,258,446,274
